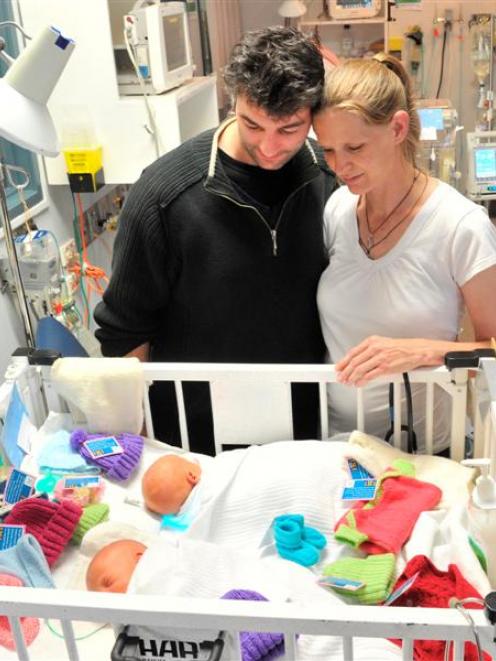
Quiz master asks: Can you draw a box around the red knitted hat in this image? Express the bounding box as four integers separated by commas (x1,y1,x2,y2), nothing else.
4,497,82,567
0,574,40,650
390,555,490,661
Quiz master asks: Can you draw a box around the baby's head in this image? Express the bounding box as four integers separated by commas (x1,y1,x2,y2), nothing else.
86,539,147,593
141,454,201,515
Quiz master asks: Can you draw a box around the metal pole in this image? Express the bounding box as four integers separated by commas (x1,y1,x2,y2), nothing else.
0,158,35,347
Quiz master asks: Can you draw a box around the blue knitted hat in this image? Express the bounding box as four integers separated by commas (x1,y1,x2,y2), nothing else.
221,589,284,661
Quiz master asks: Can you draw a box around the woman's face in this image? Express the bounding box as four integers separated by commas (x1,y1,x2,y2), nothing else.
313,108,406,195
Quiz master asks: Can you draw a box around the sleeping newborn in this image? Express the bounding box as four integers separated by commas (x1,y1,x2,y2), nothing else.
86,539,147,593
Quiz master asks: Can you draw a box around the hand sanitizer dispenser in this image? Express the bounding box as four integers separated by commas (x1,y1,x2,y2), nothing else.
462,458,496,588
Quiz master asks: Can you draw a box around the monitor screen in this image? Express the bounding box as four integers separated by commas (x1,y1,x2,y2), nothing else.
417,108,444,131
474,147,496,181
163,13,187,71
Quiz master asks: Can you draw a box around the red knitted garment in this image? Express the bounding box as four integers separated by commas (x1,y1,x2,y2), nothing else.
5,497,82,567
390,555,490,661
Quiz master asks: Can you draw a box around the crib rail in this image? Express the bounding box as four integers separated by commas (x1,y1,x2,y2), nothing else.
0,586,495,661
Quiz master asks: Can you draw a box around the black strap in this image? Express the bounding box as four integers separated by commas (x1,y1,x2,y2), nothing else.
384,372,417,453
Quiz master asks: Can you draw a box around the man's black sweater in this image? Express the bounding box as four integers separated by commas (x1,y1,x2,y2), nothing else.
94,126,337,452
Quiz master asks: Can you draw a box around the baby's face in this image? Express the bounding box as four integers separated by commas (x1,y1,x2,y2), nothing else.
86,540,147,593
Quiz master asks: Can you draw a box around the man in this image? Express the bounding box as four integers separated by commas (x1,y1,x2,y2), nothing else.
94,26,338,453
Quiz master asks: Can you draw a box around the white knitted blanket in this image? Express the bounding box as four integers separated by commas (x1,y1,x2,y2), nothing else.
184,440,352,550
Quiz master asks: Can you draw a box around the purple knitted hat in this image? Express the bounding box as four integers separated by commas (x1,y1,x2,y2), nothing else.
70,430,143,481
221,589,285,661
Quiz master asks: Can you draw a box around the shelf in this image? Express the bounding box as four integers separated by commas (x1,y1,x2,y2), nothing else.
301,17,386,25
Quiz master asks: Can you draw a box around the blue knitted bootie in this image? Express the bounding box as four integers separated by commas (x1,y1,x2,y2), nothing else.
273,518,319,567
275,514,327,551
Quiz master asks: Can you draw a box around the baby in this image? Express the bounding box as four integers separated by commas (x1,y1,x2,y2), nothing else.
86,539,147,592
142,454,201,515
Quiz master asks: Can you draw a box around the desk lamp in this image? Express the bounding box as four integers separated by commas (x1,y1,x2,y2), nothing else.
0,24,75,346
278,1,307,27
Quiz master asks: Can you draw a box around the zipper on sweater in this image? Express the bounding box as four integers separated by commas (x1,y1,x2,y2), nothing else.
207,178,314,257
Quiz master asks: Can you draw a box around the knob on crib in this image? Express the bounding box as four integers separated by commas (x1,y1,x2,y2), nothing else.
484,591,496,624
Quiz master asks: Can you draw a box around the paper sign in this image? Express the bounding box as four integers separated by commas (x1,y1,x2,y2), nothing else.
1,384,36,468
0,524,25,550
347,458,374,480
83,436,123,460
4,469,35,505
342,479,377,501
384,572,420,606
420,126,437,141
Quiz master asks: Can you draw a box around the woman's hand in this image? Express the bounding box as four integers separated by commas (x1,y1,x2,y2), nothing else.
335,336,449,387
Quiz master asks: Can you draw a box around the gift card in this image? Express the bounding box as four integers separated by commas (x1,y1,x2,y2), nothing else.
63,475,102,489
83,436,123,460
318,576,365,591
4,469,35,505
347,458,374,480
0,524,25,550
341,479,377,501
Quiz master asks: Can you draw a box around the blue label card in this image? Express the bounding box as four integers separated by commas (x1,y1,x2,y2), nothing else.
63,475,102,489
4,469,35,505
347,458,374,480
0,524,25,550
384,571,420,606
83,436,123,460
318,576,365,591
342,479,377,501
1,384,35,469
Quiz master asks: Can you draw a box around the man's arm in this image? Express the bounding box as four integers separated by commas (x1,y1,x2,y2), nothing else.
126,343,150,362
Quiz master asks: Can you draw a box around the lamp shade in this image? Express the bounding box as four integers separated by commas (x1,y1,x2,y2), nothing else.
278,0,307,17
0,25,75,157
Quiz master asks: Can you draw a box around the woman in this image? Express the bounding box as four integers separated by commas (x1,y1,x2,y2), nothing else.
313,53,496,452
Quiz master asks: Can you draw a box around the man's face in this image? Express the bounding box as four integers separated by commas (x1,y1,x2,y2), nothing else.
234,95,312,170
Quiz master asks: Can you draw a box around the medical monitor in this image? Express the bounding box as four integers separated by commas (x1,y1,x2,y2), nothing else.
466,131,496,197
418,108,445,132
474,147,496,182
118,1,194,95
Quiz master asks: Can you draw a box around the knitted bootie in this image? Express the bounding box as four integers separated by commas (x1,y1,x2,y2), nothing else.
274,514,327,551
273,518,319,567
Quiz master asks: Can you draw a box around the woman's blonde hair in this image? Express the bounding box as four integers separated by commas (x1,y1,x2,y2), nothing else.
318,53,420,166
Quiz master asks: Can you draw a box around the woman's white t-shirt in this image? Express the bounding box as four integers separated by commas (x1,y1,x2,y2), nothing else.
317,182,496,452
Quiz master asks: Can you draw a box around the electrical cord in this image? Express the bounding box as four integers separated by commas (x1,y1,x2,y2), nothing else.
443,597,485,661
123,26,161,159
436,23,449,98
384,373,417,453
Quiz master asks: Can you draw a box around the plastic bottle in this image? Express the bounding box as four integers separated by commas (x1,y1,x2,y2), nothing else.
462,458,496,588
341,25,353,59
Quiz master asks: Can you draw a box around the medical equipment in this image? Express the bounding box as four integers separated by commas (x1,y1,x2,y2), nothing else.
416,99,460,186
466,131,496,199
1,354,496,660
117,0,195,96
469,15,494,132
329,0,381,20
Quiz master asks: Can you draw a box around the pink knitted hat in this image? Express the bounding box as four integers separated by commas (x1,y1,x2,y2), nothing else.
4,497,82,567
0,574,40,650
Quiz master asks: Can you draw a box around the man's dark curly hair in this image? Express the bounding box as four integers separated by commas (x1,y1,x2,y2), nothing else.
223,26,324,117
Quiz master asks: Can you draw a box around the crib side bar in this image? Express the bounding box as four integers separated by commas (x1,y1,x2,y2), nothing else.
8,617,29,661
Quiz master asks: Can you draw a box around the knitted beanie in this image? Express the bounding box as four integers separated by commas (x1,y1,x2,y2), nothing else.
334,460,441,554
4,497,82,567
390,554,490,661
221,589,285,661
70,430,143,481
71,503,110,545
322,553,396,605
0,574,40,650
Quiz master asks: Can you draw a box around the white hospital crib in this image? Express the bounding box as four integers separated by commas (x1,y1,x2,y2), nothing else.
1,352,496,661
